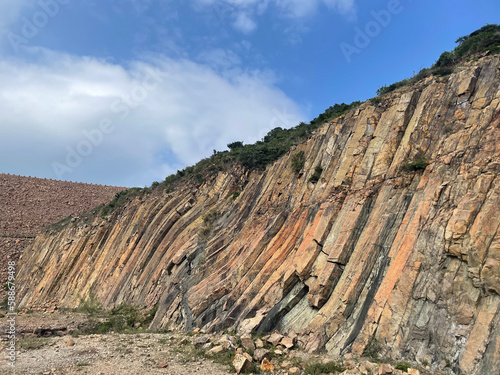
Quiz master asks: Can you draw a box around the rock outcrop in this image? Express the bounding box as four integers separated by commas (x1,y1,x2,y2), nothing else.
16,56,500,374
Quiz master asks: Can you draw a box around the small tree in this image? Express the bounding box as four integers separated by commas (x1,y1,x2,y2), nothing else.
227,141,244,150
309,165,323,183
401,157,429,172
435,51,455,67
291,151,306,175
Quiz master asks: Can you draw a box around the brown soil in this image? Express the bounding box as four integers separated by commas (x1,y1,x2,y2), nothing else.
0,173,125,299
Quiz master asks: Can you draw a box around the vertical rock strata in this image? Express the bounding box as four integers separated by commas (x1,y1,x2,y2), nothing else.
16,56,500,374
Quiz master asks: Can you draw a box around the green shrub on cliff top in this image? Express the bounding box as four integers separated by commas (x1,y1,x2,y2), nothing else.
375,24,500,98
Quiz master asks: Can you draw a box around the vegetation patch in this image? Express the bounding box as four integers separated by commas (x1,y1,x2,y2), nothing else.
199,210,221,240
374,24,500,99
395,361,412,372
230,191,241,200
309,165,324,183
205,348,238,372
362,336,382,360
76,292,103,316
18,337,52,350
401,157,429,172
291,150,306,175
76,362,91,367
304,359,345,375
72,295,157,335
437,24,500,67
310,102,361,125
100,188,144,217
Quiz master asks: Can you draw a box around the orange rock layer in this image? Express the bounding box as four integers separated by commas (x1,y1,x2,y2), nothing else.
17,56,500,375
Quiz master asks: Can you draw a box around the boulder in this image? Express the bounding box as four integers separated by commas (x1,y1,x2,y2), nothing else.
379,363,394,374
280,336,295,349
233,353,252,374
193,336,210,347
267,332,284,346
241,336,255,351
208,345,224,354
261,358,274,372
218,335,236,350
253,348,271,362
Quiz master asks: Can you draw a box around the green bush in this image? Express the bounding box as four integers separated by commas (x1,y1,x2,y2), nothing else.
395,361,412,372
454,24,500,58
370,97,382,106
18,337,52,350
401,157,429,172
75,304,156,335
310,102,361,125
377,79,411,96
291,151,306,175
433,67,454,76
100,188,143,217
435,51,456,67
362,336,382,359
309,165,323,183
228,141,244,150
373,25,500,100
434,24,500,69
77,292,103,315
304,360,345,375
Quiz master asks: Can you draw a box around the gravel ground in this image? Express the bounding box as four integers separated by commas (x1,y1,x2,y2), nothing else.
1,332,231,375
0,313,231,375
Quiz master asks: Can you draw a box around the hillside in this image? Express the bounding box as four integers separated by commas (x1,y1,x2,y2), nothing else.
0,174,125,297
14,50,500,375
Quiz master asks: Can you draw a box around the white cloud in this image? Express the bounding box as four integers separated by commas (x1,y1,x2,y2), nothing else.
0,48,304,186
232,12,257,34
197,48,242,70
192,0,356,34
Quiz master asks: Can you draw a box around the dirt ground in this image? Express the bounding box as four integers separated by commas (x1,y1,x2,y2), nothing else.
0,312,432,375
1,332,231,375
0,313,230,375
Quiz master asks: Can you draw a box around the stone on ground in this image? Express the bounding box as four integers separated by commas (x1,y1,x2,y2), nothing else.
233,353,252,374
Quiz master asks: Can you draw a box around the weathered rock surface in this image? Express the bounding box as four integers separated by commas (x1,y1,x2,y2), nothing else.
232,353,252,374
260,358,274,372
16,56,500,375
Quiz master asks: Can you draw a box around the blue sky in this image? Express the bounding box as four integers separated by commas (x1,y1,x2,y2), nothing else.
0,0,498,187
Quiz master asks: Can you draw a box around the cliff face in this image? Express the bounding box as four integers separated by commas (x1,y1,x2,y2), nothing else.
17,56,500,374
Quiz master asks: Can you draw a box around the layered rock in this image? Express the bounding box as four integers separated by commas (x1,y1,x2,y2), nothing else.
16,56,500,374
